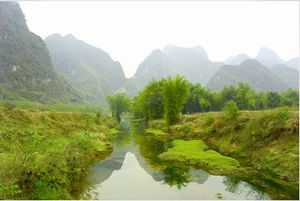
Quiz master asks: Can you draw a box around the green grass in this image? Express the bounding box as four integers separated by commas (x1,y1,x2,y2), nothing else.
0,100,106,114
0,106,118,199
145,128,167,136
150,108,299,192
159,140,240,175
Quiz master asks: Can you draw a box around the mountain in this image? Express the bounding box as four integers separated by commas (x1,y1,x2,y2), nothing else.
0,2,79,102
228,54,251,65
132,45,222,90
255,47,284,68
206,59,289,91
270,64,299,89
285,57,299,70
45,33,126,103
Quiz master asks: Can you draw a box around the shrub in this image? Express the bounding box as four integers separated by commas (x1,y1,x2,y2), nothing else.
276,106,290,121
222,101,239,120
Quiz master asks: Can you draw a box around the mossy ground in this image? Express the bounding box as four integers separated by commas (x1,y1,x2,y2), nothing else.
0,106,119,199
158,140,240,175
145,128,166,136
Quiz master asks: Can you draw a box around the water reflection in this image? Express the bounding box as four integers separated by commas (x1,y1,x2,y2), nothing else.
82,123,270,200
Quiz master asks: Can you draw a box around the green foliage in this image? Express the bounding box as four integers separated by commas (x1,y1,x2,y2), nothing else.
107,93,131,123
280,89,299,108
133,75,189,126
145,128,166,136
276,106,290,121
151,109,299,191
162,75,189,125
183,83,214,113
222,101,239,120
158,140,240,175
0,107,118,199
133,80,164,121
0,100,103,114
267,91,282,108
180,123,193,137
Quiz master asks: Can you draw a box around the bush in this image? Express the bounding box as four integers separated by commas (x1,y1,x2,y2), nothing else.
276,106,290,121
180,123,193,137
222,101,239,120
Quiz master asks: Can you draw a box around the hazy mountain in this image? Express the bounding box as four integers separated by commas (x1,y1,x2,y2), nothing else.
270,64,299,89
285,57,299,70
132,45,222,90
206,59,289,91
0,2,79,102
255,47,284,68
45,33,126,103
228,54,251,65
224,56,235,65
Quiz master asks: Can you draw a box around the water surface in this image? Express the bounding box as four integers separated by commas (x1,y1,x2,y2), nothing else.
82,123,270,200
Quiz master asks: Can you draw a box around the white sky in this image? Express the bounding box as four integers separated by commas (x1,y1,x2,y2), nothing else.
20,1,299,78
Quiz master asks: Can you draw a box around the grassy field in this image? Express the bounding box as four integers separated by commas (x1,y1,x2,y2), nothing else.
0,106,119,199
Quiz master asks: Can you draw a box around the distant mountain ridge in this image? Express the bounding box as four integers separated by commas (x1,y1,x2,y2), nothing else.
224,47,299,70
45,33,126,103
206,59,290,92
0,2,79,102
131,45,222,91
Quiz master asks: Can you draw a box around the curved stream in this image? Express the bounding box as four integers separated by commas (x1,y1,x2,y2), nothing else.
81,122,270,200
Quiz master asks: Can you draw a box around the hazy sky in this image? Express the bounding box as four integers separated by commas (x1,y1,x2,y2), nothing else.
20,1,299,78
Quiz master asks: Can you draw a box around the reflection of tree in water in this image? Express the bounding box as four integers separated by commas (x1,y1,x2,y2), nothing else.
132,124,210,189
223,176,267,200
162,166,210,189
223,177,241,194
163,166,191,189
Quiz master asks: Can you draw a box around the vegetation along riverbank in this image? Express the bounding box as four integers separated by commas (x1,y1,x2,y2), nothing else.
0,105,119,199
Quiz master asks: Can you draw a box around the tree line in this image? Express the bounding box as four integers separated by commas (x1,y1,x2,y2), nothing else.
107,75,299,125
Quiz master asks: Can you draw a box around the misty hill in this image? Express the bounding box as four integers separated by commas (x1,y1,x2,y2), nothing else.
206,59,289,91
0,2,79,102
225,54,251,65
45,33,126,103
255,47,284,68
132,45,222,89
270,64,299,89
285,57,299,70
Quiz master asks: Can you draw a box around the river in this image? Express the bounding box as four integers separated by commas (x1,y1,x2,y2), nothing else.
78,121,271,200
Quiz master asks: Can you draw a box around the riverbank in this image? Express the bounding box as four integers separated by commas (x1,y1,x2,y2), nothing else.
147,108,299,199
0,106,119,199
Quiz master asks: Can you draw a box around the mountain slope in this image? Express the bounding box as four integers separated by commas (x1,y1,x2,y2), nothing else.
224,54,251,65
45,33,126,103
206,59,289,91
270,64,299,89
255,47,284,68
132,45,222,90
285,57,299,70
0,2,79,102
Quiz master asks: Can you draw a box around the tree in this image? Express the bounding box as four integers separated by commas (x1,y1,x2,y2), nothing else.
267,91,281,108
254,91,268,110
183,83,214,114
235,83,255,110
107,93,131,123
162,75,189,125
280,88,299,108
133,80,164,122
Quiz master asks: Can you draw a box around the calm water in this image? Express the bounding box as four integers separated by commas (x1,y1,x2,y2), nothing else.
81,123,270,200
